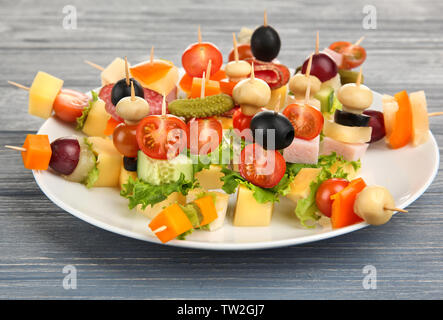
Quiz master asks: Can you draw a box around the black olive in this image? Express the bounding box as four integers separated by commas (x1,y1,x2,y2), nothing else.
250,25,281,62
123,156,138,172
334,109,371,127
250,110,294,150
111,78,144,106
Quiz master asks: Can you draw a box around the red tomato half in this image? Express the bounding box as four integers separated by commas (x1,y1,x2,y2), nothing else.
187,117,223,155
53,89,89,123
136,115,187,160
182,42,223,78
232,109,253,141
329,41,367,70
239,143,286,188
228,44,253,62
316,178,349,217
283,104,324,140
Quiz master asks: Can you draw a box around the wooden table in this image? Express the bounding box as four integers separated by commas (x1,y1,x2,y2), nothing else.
1,0,442,299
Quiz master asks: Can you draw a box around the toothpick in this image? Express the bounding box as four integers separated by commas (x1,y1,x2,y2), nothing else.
161,93,167,117
205,60,212,82
315,31,319,55
84,60,104,71
232,33,239,62
263,9,268,27
428,112,443,117
354,36,365,46
384,207,408,213
356,67,362,87
250,62,255,80
8,81,29,91
198,25,202,44
130,81,135,101
201,72,206,98
152,226,167,234
274,91,282,113
150,46,154,64
305,54,313,77
305,77,311,104
124,56,130,86
5,145,26,152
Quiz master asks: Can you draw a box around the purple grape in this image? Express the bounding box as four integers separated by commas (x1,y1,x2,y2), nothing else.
363,110,386,143
49,138,80,175
301,53,338,82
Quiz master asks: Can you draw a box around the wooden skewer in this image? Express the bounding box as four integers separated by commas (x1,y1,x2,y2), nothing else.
152,226,167,234
197,25,202,44
250,62,255,80
5,145,26,152
150,46,154,64
354,36,365,46
130,81,135,101
232,32,239,62
356,67,362,87
384,207,408,213
305,76,311,105
201,72,206,98
8,81,29,91
305,54,313,77
315,31,319,55
161,92,167,117
205,60,212,82
263,9,268,27
428,112,443,117
124,56,130,86
274,91,282,113
84,60,104,71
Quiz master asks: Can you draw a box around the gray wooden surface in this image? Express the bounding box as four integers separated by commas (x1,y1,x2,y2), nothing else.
1,0,442,300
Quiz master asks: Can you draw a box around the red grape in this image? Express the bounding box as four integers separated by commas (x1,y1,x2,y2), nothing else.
363,110,386,143
49,138,80,175
301,53,338,82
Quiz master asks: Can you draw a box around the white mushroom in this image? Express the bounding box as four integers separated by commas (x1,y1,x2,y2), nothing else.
116,96,150,124
337,83,373,113
232,78,271,116
354,186,395,225
225,60,251,82
288,73,321,100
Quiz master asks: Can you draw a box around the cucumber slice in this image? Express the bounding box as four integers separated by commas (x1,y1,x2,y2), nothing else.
315,86,342,115
137,151,193,185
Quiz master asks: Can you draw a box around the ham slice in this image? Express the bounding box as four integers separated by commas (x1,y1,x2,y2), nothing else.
283,135,320,164
320,136,368,161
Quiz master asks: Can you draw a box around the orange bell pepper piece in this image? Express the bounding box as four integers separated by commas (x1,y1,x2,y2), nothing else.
190,78,221,98
193,195,218,226
149,203,193,243
103,117,122,136
387,90,413,149
330,178,366,229
179,70,227,94
210,69,226,81
21,134,52,170
219,79,238,96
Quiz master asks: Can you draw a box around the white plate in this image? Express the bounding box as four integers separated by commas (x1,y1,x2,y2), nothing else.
34,91,439,250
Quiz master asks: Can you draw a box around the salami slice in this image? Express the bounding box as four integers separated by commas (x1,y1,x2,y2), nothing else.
245,58,290,90
99,84,168,119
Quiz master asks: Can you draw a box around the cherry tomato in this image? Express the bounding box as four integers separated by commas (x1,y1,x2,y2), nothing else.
136,115,187,160
53,89,89,123
113,124,139,158
182,42,223,78
316,178,349,217
239,143,286,188
283,104,324,140
187,117,223,155
233,108,253,141
329,41,367,70
228,44,253,62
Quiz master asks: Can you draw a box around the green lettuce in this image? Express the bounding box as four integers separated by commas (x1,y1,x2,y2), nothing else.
120,174,197,210
82,138,99,189
76,90,98,130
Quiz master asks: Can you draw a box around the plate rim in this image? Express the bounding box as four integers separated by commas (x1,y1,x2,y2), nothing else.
33,92,440,251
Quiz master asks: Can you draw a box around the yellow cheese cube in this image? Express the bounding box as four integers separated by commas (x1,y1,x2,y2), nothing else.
142,66,179,97
233,185,274,226
136,192,186,219
28,71,64,119
330,162,359,180
215,116,233,130
101,58,127,86
265,85,287,111
87,137,122,187
119,164,137,190
195,165,224,190
286,168,322,203
82,98,110,137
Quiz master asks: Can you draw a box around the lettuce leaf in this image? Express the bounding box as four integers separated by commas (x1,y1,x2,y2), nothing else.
121,174,197,210
82,137,99,189
76,90,98,130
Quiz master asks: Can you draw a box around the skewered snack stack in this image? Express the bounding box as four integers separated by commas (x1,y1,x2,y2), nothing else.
320,68,372,161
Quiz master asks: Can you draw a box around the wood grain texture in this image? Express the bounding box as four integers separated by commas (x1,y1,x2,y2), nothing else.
1,0,443,299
